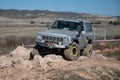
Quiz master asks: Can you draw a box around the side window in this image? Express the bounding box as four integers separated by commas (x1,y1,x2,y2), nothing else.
69,22,80,31
85,22,92,32
51,21,59,29
80,22,84,31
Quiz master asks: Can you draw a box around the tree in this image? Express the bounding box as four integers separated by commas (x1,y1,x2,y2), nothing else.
108,21,120,25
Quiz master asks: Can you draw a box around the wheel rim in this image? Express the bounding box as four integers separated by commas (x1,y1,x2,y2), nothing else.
71,46,78,57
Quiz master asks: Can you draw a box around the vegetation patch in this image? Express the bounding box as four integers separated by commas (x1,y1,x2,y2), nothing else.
0,35,35,55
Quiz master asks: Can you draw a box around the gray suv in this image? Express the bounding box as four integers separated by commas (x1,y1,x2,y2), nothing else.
35,19,93,61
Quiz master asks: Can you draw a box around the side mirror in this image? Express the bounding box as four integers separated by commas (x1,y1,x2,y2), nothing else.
81,31,86,37
81,31,85,34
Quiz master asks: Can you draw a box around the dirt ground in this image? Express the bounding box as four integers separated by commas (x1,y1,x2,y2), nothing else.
0,46,120,80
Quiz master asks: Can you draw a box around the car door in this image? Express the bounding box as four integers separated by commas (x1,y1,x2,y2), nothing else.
84,22,93,42
78,22,87,49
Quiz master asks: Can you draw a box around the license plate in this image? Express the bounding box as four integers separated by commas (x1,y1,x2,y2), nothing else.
48,43,54,48
47,41,55,44
47,41,55,48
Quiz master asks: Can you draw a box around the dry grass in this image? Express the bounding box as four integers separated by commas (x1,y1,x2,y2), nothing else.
0,27,47,36
0,27,47,55
0,18,50,55
0,35,36,55
93,26,120,40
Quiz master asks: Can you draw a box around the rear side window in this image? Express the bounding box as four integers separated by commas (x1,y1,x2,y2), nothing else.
85,22,92,32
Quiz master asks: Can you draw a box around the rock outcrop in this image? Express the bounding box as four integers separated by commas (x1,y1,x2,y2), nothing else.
9,46,31,60
0,46,120,80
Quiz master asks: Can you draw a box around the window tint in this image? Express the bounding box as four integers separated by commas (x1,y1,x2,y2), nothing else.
51,20,80,31
85,23,92,32
51,21,59,29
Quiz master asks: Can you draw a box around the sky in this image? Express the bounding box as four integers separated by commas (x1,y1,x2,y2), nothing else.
0,0,120,16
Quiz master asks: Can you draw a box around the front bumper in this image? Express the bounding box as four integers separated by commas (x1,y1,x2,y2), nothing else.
36,42,69,49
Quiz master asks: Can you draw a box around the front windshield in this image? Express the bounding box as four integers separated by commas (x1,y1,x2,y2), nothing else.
51,20,80,31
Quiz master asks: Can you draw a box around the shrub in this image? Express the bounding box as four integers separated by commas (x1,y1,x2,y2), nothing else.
0,35,35,49
0,35,36,55
92,21,101,24
108,21,113,24
91,21,94,24
30,21,35,24
108,21,120,25
40,22,45,24
95,21,101,24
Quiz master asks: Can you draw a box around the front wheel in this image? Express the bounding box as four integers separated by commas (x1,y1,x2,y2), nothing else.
64,42,80,61
33,45,46,57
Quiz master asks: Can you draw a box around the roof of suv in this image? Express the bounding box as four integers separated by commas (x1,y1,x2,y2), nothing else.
57,18,91,23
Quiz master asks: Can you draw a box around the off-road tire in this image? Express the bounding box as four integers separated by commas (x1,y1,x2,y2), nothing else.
29,45,39,60
32,48,39,56
64,42,80,61
32,45,46,57
84,44,93,57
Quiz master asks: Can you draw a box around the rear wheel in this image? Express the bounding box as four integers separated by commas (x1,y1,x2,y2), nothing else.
64,42,80,61
84,44,93,57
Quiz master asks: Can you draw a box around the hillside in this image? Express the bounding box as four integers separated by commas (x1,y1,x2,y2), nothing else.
0,9,119,21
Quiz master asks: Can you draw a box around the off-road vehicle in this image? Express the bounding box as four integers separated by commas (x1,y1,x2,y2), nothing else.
34,19,93,61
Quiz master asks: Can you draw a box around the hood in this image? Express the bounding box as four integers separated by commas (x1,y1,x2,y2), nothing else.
38,29,78,38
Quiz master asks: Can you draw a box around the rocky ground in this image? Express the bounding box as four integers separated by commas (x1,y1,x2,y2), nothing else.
0,46,120,80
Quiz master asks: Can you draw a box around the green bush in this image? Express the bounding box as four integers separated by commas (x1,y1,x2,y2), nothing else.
108,21,120,25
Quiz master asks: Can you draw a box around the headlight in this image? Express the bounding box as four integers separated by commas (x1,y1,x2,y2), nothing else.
37,35,42,40
63,38,69,44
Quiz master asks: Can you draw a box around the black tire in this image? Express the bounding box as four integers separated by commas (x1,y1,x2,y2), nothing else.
29,45,39,60
33,47,39,56
33,45,46,57
80,49,84,56
64,42,80,61
84,44,93,57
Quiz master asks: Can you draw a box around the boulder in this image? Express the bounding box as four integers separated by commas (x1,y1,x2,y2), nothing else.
79,56,88,60
15,60,33,71
91,52,107,59
32,55,46,70
9,46,30,60
43,54,63,67
0,55,12,68
44,54,63,62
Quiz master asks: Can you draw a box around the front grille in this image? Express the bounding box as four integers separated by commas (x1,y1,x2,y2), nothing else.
42,35,63,42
